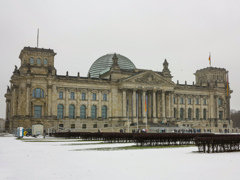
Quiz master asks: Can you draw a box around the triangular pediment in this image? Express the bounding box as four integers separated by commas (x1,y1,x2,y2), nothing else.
120,70,175,86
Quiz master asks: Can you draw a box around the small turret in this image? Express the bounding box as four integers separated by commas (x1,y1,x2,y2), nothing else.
162,59,172,80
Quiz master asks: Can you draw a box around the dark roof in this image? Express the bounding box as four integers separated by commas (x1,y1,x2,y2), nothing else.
23,47,55,53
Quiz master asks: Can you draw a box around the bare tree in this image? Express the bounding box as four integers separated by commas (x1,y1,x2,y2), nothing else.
231,109,240,128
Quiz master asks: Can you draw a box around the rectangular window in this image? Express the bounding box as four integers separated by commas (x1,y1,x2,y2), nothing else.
188,108,192,120
196,98,199,105
59,124,64,128
180,108,184,120
71,124,75,129
173,97,176,104
103,94,107,101
104,124,108,128
180,98,184,104
93,124,97,128
82,93,86,100
188,98,191,104
203,99,207,105
70,92,75,99
59,92,63,99
218,98,223,105
174,108,176,118
196,109,199,120
34,105,42,118
92,93,96,100
219,111,223,120
82,124,86,129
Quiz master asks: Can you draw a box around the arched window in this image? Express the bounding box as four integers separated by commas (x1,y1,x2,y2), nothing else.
44,58,48,65
30,57,34,64
102,105,107,119
80,105,86,119
57,104,64,119
32,88,44,98
69,105,75,119
180,108,184,120
203,109,207,120
188,108,192,120
37,58,41,65
91,105,97,119
196,108,199,120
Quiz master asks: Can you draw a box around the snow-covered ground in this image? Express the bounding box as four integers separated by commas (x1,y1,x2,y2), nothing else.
0,135,240,180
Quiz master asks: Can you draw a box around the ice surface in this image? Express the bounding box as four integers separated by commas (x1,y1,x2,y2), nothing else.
0,135,239,180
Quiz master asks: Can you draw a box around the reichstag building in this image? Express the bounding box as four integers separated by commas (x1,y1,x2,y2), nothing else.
5,47,232,133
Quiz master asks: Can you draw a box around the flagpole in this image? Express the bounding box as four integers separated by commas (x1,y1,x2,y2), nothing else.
37,28,39,48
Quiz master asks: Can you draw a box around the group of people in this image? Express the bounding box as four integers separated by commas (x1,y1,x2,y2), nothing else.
119,129,148,133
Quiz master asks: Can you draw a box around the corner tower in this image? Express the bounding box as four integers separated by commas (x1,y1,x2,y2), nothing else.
18,47,57,76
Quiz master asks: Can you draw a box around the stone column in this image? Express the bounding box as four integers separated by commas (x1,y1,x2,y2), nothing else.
12,85,17,116
65,88,69,118
98,90,102,118
147,92,151,119
138,92,141,118
200,96,203,120
177,94,180,119
142,90,147,123
26,84,31,116
153,90,157,123
132,89,137,123
162,90,166,122
76,89,80,118
122,89,127,118
166,92,171,120
157,92,161,118
47,85,52,116
193,97,195,120
170,92,173,122
185,95,188,120
88,90,91,119
215,96,219,120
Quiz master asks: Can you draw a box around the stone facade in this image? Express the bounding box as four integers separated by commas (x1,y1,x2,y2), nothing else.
5,47,233,133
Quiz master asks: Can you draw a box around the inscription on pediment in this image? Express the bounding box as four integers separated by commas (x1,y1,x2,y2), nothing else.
133,73,166,85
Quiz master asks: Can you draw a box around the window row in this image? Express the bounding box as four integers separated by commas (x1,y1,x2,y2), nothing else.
173,108,207,120
173,97,207,105
30,57,48,65
59,91,107,101
59,123,109,129
57,105,107,119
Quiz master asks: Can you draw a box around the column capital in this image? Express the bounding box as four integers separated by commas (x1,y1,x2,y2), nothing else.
153,89,157,93
47,85,52,89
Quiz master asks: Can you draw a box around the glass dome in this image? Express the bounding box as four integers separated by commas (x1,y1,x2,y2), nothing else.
88,53,136,78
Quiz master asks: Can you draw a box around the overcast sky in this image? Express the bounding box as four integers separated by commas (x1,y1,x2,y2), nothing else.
0,0,240,118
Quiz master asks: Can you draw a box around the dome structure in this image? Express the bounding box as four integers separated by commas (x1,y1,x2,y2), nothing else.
88,53,136,78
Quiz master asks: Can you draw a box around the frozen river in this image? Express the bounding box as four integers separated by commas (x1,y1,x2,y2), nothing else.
0,135,239,180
